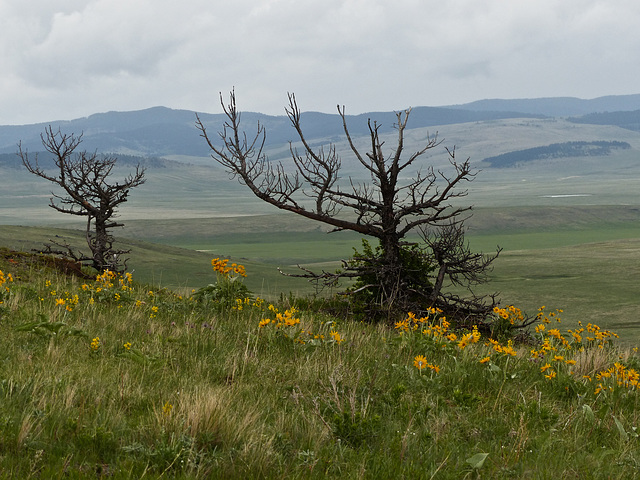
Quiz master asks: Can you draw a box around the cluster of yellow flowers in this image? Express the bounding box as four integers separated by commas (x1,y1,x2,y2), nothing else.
529,308,631,393
413,354,440,374
82,270,135,303
402,305,635,390
395,310,445,334
90,337,100,351
487,338,517,357
329,330,344,344
0,269,14,305
259,305,301,328
397,310,516,359
540,355,577,380
211,258,247,278
54,293,80,312
457,326,482,350
536,305,563,324
95,270,117,288
493,305,525,324
533,307,596,383
232,296,264,311
0,269,14,291
258,305,345,345
594,362,640,395
162,401,173,416
531,316,618,357
400,305,621,376
401,309,518,374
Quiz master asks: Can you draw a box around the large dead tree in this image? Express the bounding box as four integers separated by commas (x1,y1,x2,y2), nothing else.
196,91,499,319
19,126,145,272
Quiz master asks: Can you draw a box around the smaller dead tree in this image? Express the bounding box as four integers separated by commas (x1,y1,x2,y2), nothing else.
423,221,501,312
18,126,145,273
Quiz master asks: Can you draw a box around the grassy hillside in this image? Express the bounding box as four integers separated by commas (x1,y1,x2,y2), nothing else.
2,246,640,478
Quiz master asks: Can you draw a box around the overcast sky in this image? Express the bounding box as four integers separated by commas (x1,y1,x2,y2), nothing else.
1,0,638,125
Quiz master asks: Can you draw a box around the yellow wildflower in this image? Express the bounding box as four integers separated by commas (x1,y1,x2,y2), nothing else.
330,331,344,344
258,318,271,328
414,355,428,370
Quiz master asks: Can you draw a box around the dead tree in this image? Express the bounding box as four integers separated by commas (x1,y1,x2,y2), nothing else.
196,91,499,319
18,126,145,273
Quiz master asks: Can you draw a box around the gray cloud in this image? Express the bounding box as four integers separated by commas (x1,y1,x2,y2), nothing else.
1,0,639,124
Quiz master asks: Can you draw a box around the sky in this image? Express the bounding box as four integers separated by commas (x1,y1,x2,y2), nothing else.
1,0,639,125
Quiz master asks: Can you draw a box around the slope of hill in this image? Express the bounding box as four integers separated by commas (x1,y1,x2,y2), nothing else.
0,151,174,170
568,110,640,132
482,141,632,168
447,94,640,116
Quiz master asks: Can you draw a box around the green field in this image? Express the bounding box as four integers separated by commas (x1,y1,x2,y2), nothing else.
2,202,640,343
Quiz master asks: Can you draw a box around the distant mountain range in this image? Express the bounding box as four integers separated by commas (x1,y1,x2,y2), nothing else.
2,94,640,158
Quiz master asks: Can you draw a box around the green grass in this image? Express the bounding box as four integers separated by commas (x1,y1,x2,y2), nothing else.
2,250,640,478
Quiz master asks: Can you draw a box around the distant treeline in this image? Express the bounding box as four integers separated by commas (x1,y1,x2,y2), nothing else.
0,152,169,170
568,110,640,132
483,141,631,168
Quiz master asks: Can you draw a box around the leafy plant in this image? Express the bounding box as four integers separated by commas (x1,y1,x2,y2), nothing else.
330,410,381,448
192,258,251,308
14,314,88,342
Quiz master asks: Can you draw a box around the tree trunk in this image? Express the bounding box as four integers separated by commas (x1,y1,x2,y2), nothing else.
378,231,403,309
91,216,110,271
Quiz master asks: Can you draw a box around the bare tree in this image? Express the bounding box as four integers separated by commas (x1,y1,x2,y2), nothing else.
196,91,499,318
19,126,145,272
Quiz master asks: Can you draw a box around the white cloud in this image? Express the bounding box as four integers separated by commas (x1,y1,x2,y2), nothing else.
1,0,639,124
